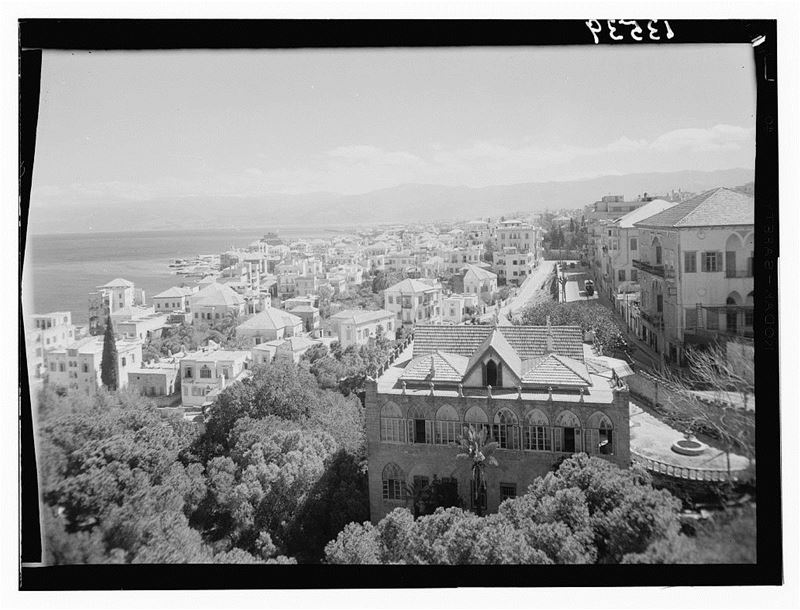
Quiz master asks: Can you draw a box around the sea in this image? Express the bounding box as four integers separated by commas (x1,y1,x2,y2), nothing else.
22,225,354,326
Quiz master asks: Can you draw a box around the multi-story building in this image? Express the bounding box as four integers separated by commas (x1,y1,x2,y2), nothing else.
25,311,76,379
440,245,486,276
462,264,498,301
495,219,536,254
88,278,146,334
152,286,197,313
384,278,443,327
46,335,143,394
365,323,631,522
593,199,680,300
632,187,754,365
464,219,490,245
179,348,252,408
288,305,321,334
329,309,397,348
441,293,482,324
493,248,535,286
189,282,247,324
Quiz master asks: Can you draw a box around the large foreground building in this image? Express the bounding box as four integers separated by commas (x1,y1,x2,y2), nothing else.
365,323,631,523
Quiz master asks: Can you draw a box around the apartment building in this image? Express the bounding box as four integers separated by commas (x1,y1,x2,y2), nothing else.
384,278,443,327
179,348,252,408
25,311,76,379
632,188,754,365
329,309,396,348
46,335,143,394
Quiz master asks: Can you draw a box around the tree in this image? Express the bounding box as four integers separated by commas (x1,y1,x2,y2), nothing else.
654,341,755,479
100,314,119,390
456,425,499,517
325,455,688,565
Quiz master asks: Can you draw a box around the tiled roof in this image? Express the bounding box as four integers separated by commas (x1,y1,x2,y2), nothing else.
153,286,194,299
412,325,584,361
191,283,245,307
633,188,754,228
281,336,319,351
463,265,497,281
99,278,134,288
520,354,591,386
330,308,394,324
400,351,469,383
465,328,522,378
237,308,302,331
386,278,440,294
614,199,680,229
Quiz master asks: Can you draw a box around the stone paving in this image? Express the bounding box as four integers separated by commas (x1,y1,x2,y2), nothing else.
629,401,751,472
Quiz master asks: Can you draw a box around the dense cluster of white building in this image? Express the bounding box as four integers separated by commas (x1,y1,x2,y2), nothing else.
25,216,543,422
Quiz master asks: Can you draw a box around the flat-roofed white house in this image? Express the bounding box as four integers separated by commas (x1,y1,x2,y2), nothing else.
189,282,246,324
25,311,76,379
46,335,143,394
235,308,303,344
180,348,252,408
329,309,396,348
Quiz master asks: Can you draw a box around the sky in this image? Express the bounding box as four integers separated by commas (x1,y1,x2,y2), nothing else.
31,45,756,207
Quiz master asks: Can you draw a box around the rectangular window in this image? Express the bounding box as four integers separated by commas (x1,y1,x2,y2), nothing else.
631,269,638,282
380,418,405,443
184,367,193,379
685,308,698,329
684,251,697,273
500,483,517,502
702,251,721,272
382,479,404,501
434,420,458,445
200,368,212,379
657,294,663,313
524,426,551,451
413,476,430,493
618,269,626,282
745,309,754,327
630,238,638,251
655,246,663,265
706,311,720,330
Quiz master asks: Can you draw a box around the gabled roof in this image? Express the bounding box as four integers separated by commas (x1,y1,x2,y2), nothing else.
520,354,591,387
153,286,194,299
463,264,497,281
330,308,394,325
464,328,522,379
412,325,584,361
385,278,441,294
236,308,302,331
614,199,680,229
400,351,469,383
99,278,134,288
190,282,245,307
633,187,754,228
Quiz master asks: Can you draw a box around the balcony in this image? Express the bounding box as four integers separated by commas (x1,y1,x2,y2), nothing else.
639,310,664,329
632,259,675,279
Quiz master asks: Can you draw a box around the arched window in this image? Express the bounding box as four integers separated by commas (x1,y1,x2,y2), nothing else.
586,412,614,455
492,408,519,449
382,462,406,501
464,405,490,438
434,404,460,446
523,409,552,452
407,405,432,445
553,410,582,453
380,402,406,443
485,359,499,387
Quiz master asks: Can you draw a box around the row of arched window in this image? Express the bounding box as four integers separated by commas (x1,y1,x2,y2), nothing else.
379,403,615,455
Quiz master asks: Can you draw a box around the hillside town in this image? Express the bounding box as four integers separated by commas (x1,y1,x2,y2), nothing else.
26,183,756,566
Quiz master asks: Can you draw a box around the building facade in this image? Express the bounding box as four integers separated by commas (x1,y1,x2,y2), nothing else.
25,311,76,379
46,335,143,393
366,324,631,523
329,309,396,348
632,188,754,365
384,278,443,327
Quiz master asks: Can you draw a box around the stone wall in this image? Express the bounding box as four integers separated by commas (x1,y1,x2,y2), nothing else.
365,380,630,523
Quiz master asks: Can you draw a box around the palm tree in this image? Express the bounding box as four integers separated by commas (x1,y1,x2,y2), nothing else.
456,424,499,517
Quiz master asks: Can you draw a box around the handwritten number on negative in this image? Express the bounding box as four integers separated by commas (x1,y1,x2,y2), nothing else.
586,19,675,44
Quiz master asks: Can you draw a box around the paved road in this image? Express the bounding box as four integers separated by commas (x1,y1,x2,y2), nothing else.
500,260,557,320
557,265,599,304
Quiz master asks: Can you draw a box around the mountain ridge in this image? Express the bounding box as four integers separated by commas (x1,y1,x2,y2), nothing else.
28,167,754,235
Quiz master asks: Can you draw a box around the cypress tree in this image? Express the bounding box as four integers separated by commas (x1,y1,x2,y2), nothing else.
100,314,119,391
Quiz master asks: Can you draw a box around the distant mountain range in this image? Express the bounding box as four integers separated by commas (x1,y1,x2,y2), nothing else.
28,167,754,235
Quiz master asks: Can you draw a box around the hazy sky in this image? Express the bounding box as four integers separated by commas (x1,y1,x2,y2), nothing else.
31,45,756,205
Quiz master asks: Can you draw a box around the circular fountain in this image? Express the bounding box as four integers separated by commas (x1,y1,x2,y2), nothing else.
671,435,707,456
